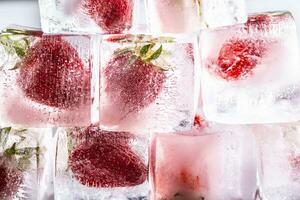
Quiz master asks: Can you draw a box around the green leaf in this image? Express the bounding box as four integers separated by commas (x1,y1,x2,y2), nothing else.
0,31,30,60
139,43,154,57
1,127,11,134
145,45,163,62
17,157,31,171
0,127,11,148
3,28,27,35
14,46,26,57
15,147,36,157
4,143,17,157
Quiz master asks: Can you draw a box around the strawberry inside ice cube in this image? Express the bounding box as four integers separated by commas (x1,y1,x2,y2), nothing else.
215,38,267,80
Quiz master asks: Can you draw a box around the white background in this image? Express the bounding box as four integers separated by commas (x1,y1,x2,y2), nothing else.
0,0,299,30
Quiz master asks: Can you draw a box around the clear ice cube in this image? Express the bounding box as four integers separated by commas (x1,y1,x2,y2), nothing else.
147,0,247,33
99,34,197,133
38,0,136,34
254,123,300,200
0,127,51,200
150,124,258,200
200,11,300,124
0,27,99,127
54,125,149,200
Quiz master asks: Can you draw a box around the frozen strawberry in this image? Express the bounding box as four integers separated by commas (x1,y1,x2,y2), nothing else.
290,154,300,170
179,169,201,192
245,14,272,31
194,115,203,128
245,12,290,32
0,156,23,200
185,43,195,64
17,36,91,109
215,38,267,80
82,0,134,34
69,128,147,188
104,44,166,118
105,34,132,42
0,128,41,200
70,124,133,146
0,155,23,200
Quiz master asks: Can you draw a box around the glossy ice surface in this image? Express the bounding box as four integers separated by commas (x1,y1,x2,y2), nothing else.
150,125,258,200
254,123,300,200
54,126,149,199
39,0,135,34
147,0,247,33
201,11,300,124
0,27,98,127
0,127,51,200
100,34,197,134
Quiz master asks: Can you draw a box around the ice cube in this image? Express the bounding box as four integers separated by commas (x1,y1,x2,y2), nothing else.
54,125,149,199
0,27,99,127
0,127,51,200
147,0,247,33
254,123,300,200
200,11,300,124
150,124,258,200
99,34,197,133
38,0,136,34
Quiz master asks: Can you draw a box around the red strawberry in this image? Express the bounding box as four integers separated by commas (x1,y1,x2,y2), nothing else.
194,115,203,128
214,38,267,80
17,36,91,109
82,0,134,34
104,46,166,118
185,43,194,64
245,12,290,32
179,169,201,191
245,14,272,31
69,128,147,188
0,156,23,200
290,153,300,170
70,124,133,145
105,34,132,42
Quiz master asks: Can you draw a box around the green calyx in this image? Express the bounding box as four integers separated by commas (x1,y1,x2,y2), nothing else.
0,29,31,59
114,43,168,71
108,34,175,44
138,43,163,63
0,127,39,171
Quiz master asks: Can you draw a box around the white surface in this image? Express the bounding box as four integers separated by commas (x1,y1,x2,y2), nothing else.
0,0,299,31
0,0,41,30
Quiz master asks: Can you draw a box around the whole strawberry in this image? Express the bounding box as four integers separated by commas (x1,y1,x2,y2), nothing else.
69,127,147,188
82,0,134,34
214,38,266,80
104,44,166,119
0,155,23,200
17,36,91,109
